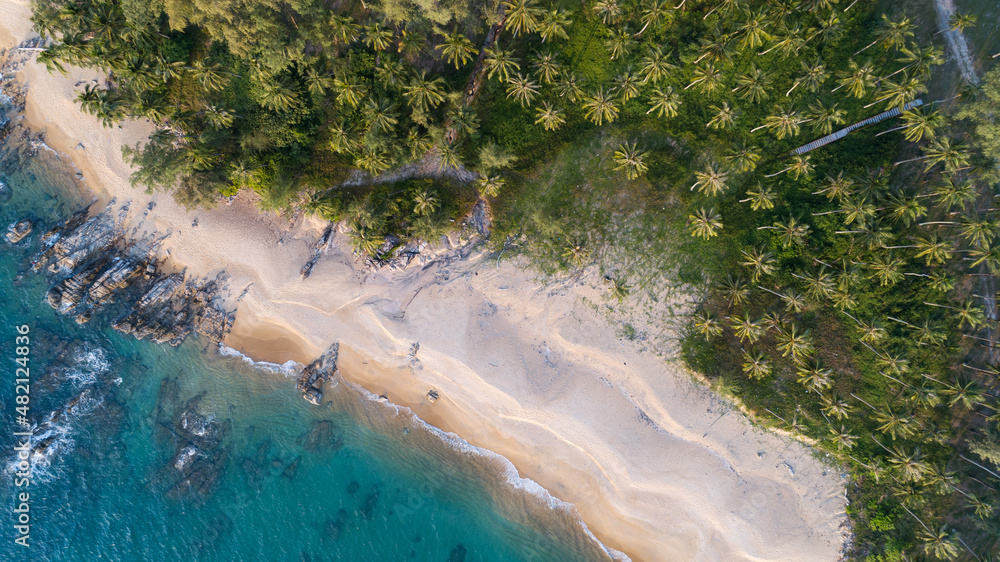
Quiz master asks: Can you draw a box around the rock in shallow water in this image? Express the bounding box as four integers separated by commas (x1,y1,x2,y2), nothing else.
5,218,31,243
35,205,234,346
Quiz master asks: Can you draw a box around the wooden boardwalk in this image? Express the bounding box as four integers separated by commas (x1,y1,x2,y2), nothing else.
790,99,924,156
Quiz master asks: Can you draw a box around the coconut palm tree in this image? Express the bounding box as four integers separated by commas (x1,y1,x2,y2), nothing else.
914,234,953,265
875,406,915,440
364,98,399,134
693,310,724,337
734,66,770,104
687,62,724,94
854,317,887,344
918,525,959,560
477,175,504,198
356,148,392,175
436,142,464,172
537,9,571,43
929,175,977,211
530,52,561,84
329,15,361,45
867,253,904,286
776,325,815,361
363,23,394,52
437,28,478,69
727,144,761,173
921,137,970,172
786,61,829,97
647,86,681,118
739,247,776,281
884,192,926,225
692,164,729,196
555,72,584,102
505,73,540,107
562,242,590,268
740,185,777,211
943,376,983,410
806,101,846,135
758,23,804,57
605,27,634,60
376,58,408,88
834,60,876,98
305,67,334,95
404,72,447,113
815,172,855,201
593,0,622,25
582,88,620,125
884,107,943,143
887,44,944,80
191,60,229,92
639,46,675,85
695,32,736,65
763,216,810,247
889,446,930,482
731,314,765,343
742,349,772,379
787,155,814,180
868,76,925,110
327,121,357,154
754,108,806,139
413,190,439,216
260,79,301,112
637,0,671,35
738,10,771,49
504,0,540,37
688,208,723,239
332,76,365,108
718,275,750,307
829,425,857,450
534,102,566,131
856,14,914,55
484,43,521,82
397,29,426,60
448,106,479,136
613,69,642,101
821,393,852,420
613,142,648,180
707,103,737,130
797,359,833,393
948,12,977,33
957,214,998,247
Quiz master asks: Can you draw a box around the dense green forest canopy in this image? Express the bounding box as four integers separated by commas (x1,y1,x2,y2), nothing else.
29,0,1000,559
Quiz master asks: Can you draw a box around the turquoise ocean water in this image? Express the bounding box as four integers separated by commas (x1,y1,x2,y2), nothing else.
0,94,619,561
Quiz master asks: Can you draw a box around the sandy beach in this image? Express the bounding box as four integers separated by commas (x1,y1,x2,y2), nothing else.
1,4,849,559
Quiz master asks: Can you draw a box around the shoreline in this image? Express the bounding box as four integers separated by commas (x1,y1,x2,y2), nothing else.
1,6,850,560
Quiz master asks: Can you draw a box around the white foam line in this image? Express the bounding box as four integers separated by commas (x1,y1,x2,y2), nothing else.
217,343,303,376
342,377,632,562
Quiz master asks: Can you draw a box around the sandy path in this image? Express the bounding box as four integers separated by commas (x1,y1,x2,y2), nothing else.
0,5,849,560
934,0,980,85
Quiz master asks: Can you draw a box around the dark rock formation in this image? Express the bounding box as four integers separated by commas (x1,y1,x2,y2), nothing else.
160,397,231,500
36,206,234,347
298,420,343,453
296,343,339,405
468,198,492,238
5,218,32,243
301,224,334,279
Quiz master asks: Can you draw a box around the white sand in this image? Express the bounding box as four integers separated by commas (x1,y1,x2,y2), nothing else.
0,5,849,560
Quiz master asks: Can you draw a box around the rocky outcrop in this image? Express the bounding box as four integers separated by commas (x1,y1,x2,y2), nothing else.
297,343,339,405
5,219,32,243
301,224,335,279
37,206,235,346
40,213,122,275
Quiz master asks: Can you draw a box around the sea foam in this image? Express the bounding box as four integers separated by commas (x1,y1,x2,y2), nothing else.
217,343,303,377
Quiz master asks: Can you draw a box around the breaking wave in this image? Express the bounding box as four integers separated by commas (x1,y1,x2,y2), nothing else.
217,344,302,377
